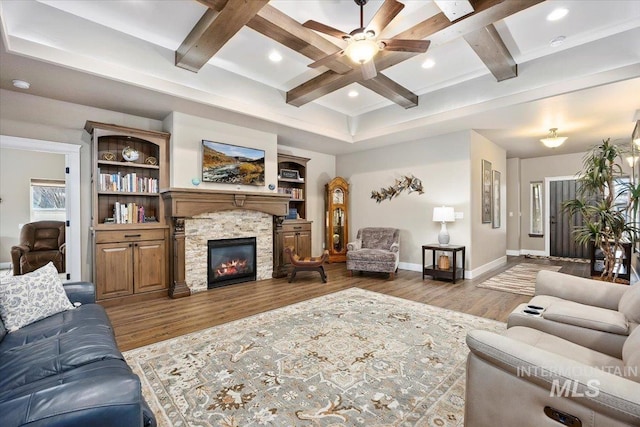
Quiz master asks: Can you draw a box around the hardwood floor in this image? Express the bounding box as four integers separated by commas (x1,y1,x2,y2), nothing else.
105,256,590,352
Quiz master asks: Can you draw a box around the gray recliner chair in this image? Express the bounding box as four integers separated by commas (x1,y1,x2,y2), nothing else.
346,227,399,279
465,271,640,427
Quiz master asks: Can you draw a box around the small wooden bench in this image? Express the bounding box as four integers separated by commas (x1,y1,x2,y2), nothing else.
285,246,329,283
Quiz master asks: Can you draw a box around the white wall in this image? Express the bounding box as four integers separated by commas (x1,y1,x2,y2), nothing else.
470,131,507,273
336,131,472,271
0,89,164,280
0,148,65,264
163,111,278,190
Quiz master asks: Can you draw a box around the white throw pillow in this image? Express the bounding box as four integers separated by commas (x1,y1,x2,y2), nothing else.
0,262,74,332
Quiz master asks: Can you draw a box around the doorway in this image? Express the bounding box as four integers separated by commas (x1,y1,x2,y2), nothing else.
0,135,81,281
545,177,588,259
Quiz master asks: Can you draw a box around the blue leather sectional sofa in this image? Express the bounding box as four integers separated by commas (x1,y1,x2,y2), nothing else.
0,282,156,427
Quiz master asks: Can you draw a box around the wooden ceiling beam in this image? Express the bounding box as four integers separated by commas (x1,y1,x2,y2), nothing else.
359,73,418,109
464,24,517,81
287,0,544,107
176,0,268,72
247,5,352,74
433,0,475,21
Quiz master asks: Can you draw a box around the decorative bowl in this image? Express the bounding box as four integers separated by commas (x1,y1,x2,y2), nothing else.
122,146,139,162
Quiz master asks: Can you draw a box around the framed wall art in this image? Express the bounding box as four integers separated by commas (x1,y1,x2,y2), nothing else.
481,159,492,223
202,140,265,186
492,170,501,228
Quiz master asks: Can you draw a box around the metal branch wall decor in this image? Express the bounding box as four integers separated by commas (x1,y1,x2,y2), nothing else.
371,175,424,203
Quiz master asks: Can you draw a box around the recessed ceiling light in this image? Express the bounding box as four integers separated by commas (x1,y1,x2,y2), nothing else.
421,59,435,69
268,51,282,62
12,79,30,89
547,8,568,21
348,90,359,98
550,36,566,47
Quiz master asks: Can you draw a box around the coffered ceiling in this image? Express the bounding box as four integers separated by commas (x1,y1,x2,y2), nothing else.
0,0,639,158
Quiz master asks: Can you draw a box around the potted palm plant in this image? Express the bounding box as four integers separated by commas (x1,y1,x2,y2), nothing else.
564,138,640,282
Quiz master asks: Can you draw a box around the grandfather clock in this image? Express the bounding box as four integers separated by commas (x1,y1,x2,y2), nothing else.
325,177,349,262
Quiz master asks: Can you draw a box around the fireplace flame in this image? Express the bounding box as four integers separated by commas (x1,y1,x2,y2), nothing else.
215,258,249,277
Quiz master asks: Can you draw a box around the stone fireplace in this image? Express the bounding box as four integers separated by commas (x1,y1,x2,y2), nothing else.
161,188,290,297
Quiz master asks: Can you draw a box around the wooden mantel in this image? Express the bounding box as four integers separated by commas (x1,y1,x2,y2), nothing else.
161,188,290,298
161,187,290,217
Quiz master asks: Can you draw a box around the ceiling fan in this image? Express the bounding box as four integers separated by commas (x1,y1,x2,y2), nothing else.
303,0,430,80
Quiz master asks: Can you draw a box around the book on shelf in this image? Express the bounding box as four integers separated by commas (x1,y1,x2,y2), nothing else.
276,187,303,199
112,202,147,224
98,172,158,193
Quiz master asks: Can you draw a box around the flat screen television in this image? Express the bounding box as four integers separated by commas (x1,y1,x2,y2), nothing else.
202,140,265,186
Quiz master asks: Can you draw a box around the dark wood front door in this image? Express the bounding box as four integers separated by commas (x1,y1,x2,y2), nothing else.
549,179,588,258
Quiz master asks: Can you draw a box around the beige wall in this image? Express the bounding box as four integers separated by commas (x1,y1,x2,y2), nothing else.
519,152,584,253
0,148,65,264
0,89,165,280
470,131,507,271
506,158,521,253
277,144,336,255
336,131,473,270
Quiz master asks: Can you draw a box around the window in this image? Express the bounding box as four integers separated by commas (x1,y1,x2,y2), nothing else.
530,181,543,236
30,179,66,222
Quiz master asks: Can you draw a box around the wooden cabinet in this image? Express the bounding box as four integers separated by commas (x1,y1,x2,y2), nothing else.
590,241,632,282
273,220,312,278
325,177,349,262
273,153,313,278
85,121,170,304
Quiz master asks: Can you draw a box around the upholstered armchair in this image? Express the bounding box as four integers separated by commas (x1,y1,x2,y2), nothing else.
346,227,399,279
10,221,66,275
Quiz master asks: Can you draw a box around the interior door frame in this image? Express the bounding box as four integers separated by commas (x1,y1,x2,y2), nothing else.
544,175,576,257
0,135,81,281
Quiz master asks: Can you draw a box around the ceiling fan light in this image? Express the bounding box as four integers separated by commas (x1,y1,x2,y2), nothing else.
345,39,379,64
540,128,567,148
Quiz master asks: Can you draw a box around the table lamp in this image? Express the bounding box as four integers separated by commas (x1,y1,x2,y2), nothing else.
433,206,455,246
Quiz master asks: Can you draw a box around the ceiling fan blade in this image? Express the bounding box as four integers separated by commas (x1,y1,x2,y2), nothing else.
366,0,404,36
380,39,430,53
360,60,377,80
302,20,349,40
308,50,346,70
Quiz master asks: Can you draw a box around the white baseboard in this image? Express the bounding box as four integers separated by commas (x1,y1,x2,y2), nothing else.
467,256,507,279
506,250,520,256
520,249,547,257
0,262,11,270
398,262,422,272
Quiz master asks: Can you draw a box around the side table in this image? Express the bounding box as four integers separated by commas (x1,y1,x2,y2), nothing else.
422,244,465,283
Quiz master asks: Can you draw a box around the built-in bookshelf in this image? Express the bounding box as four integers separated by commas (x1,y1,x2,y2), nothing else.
85,121,170,304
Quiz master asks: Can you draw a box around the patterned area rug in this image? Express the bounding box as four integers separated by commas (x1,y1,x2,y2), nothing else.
477,263,562,296
124,288,504,427
524,254,589,264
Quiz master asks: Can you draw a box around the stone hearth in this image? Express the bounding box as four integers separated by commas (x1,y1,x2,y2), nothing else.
162,188,290,298
185,210,271,293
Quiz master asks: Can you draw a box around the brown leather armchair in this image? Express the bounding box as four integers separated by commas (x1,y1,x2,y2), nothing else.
10,221,66,275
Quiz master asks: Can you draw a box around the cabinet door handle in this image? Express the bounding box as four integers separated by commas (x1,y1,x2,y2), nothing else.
129,243,132,247
125,234,141,238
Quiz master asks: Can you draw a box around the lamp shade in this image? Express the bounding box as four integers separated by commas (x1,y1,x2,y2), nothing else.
345,38,379,64
433,206,455,222
540,128,567,148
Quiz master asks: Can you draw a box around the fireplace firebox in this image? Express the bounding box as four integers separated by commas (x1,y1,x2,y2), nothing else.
207,237,257,289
